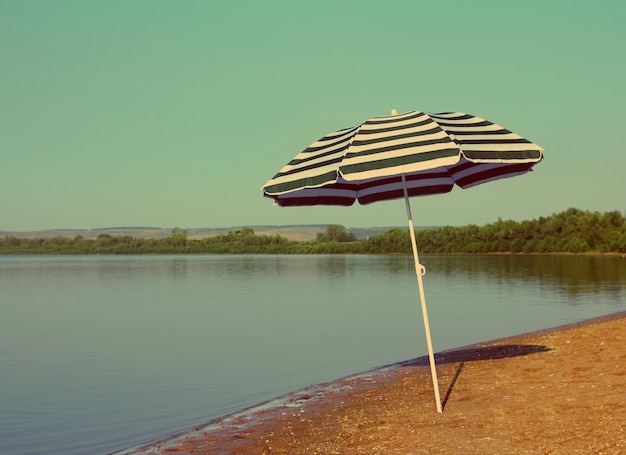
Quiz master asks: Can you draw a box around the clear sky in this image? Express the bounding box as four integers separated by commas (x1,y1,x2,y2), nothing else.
2,0,625,231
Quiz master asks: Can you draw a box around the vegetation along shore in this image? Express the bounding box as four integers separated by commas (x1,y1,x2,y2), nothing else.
2,208,625,255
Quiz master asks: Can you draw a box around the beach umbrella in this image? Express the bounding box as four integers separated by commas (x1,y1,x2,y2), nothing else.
261,109,544,412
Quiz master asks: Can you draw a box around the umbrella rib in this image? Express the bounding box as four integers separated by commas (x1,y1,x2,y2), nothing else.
304,131,357,153
287,148,348,167
263,169,341,194
316,125,359,140
273,156,344,178
462,149,543,160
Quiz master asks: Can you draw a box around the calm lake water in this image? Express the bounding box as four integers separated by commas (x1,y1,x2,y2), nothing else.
1,254,625,455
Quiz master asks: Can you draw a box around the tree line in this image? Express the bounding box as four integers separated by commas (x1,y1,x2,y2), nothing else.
1,208,625,255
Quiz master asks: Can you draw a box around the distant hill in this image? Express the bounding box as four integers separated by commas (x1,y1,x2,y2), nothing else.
0,225,401,242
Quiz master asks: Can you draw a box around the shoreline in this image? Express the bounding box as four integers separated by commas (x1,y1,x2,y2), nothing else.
116,311,626,454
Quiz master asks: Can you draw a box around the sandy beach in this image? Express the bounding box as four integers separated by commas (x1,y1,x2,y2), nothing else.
122,311,626,454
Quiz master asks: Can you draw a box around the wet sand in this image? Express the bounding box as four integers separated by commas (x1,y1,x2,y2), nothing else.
120,311,626,454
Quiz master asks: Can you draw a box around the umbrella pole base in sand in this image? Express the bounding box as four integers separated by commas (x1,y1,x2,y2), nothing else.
402,175,443,413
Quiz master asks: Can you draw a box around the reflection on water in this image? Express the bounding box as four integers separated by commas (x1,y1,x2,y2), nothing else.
427,254,626,299
0,254,624,455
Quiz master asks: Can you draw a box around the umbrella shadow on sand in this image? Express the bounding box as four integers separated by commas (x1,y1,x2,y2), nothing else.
398,344,552,410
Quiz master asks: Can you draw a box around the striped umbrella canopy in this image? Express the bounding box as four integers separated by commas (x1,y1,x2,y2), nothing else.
261,109,543,413
262,110,543,206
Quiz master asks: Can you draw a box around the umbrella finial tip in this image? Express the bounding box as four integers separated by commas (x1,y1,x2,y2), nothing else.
391,109,397,115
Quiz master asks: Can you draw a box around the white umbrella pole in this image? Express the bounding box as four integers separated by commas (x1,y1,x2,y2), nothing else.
401,174,443,413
